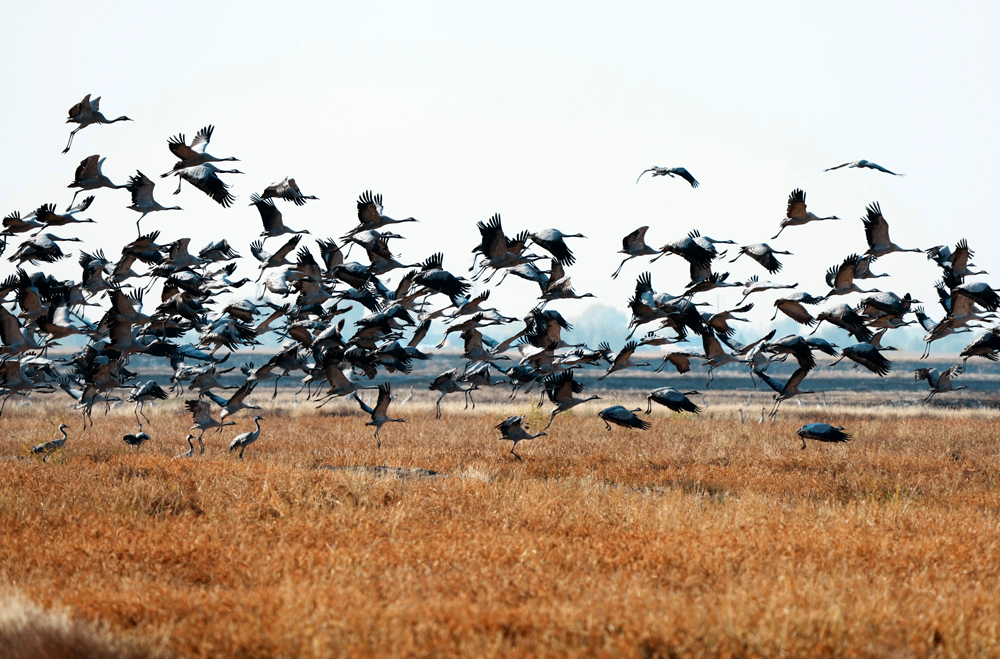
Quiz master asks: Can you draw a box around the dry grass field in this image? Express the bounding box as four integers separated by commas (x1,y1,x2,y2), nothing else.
2,397,1000,658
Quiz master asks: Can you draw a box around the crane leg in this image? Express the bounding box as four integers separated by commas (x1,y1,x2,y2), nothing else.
511,445,522,461
611,257,631,280
544,409,559,430
63,127,81,154
604,420,612,431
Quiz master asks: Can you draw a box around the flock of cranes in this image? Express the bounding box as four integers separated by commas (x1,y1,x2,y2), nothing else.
3,94,998,463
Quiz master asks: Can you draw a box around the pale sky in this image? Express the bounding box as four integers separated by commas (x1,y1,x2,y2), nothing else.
2,2,998,353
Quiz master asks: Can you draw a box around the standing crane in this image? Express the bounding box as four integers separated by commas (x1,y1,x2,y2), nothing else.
174,435,197,459
229,416,264,459
30,424,70,462
495,415,546,461
62,94,132,154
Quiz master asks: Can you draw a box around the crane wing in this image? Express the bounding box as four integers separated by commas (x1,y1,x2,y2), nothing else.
786,188,807,219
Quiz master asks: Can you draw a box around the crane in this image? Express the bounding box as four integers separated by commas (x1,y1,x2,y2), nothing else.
824,254,882,298
352,383,404,448
30,424,70,462
31,198,96,233
542,370,601,429
229,416,264,459
645,387,703,415
67,156,125,208
755,365,815,420
738,276,798,305
636,166,699,188
168,163,240,207
62,94,132,154
251,234,302,282
597,341,651,380
829,342,893,376
125,171,182,233
250,193,310,240
174,435,197,459
526,229,585,266
771,292,824,326
428,369,474,418
772,189,839,240
127,381,170,427
729,243,792,274
260,177,318,206
702,328,749,385
612,226,659,279
598,405,651,431
160,125,240,178
185,399,236,452
914,365,967,402
495,415,546,461
203,380,261,421
8,233,82,266
796,423,852,450
824,160,903,176
122,431,152,453
861,202,922,257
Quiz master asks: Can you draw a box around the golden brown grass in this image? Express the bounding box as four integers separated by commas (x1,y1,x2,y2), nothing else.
2,399,1000,658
